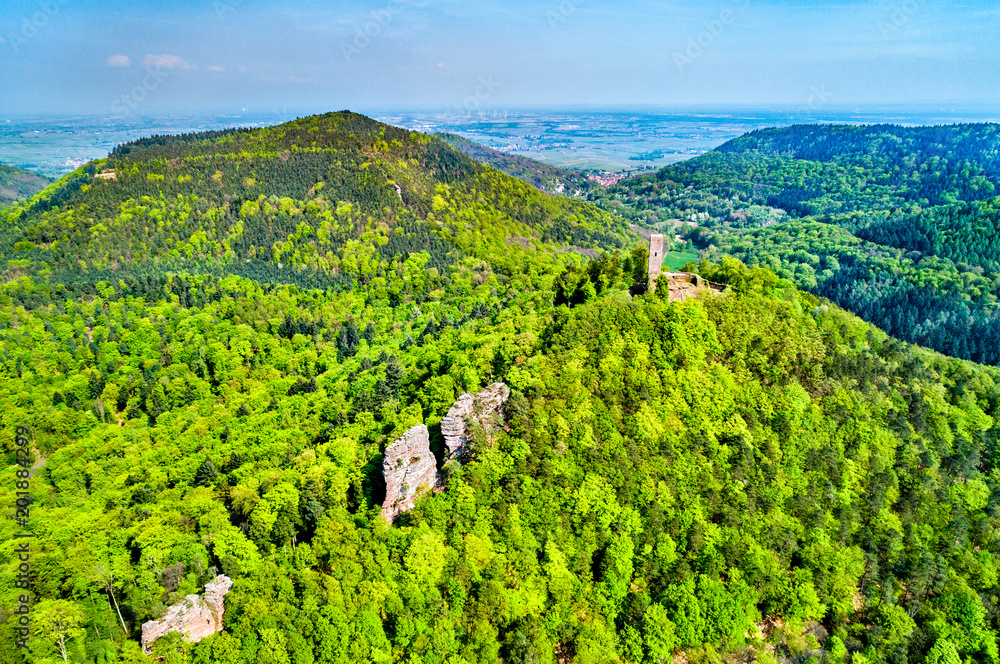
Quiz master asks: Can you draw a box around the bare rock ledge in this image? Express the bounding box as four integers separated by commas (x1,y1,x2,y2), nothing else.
382,424,438,523
141,574,233,653
381,383,511,522
441,382,511,460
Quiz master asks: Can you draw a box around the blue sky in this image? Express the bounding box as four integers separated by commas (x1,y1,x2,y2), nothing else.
1,0,998,116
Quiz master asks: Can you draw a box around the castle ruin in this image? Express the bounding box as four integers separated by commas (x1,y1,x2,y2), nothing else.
646,234,718,301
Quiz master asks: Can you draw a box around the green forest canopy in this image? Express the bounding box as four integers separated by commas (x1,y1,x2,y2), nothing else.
0,114,998,664
604,123,1000,367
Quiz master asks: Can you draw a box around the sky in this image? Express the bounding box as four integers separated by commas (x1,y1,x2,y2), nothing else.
0,0,999,116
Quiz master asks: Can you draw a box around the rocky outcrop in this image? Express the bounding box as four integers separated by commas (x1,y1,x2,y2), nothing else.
380,384,511,523
382,424,438,523
441,383,511,460
141,575,232,652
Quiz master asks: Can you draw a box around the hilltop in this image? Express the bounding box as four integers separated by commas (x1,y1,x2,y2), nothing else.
0,164,51,207
2,112,633,298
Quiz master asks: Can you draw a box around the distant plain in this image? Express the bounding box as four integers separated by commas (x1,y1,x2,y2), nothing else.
2,105,999,177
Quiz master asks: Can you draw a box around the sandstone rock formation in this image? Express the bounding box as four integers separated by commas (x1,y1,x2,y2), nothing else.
382,424,438,523
141,575,233,652
380,385,512,523
441,382,511,460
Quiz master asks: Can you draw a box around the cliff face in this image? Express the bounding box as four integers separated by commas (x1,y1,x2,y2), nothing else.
441,383,511,460
381,424,438,523
141,575,233,652
381,384,511,522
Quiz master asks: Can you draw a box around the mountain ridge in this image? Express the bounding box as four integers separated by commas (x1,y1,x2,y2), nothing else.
436,132,594,196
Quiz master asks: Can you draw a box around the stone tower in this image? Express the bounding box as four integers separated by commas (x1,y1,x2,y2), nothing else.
647,234,665,292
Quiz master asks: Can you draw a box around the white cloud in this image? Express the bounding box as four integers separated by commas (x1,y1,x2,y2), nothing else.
260,75,319,84
208,65,226,72
107,54,132,67
142,54,192,70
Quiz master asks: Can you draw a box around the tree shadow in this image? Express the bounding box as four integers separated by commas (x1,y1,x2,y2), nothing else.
428,421,446,469
357,453,385,513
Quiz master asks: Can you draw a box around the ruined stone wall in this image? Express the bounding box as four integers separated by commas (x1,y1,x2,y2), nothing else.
653,272,723,302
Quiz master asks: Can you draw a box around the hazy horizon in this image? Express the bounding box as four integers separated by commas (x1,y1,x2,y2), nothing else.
6,103,1000,178
4,101,1000,123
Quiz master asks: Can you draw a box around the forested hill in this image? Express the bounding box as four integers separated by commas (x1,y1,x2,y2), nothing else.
603,122,1000,366
656,123,1000,215
1,112,633,299
3,114,1000,664
0,164,51,207
719,123,1000,168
